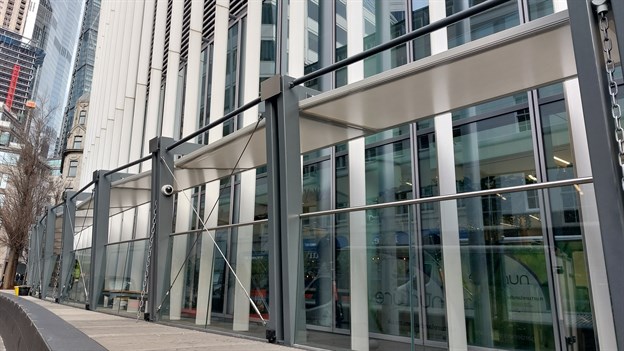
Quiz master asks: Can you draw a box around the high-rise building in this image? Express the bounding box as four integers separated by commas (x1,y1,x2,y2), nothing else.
56,0,99,158
0,27,43,117
0,0,30,35
26,1,624,351
28,0,82,139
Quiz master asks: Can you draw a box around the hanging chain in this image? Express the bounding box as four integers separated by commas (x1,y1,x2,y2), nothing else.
137,199,158,321
597,6,624,190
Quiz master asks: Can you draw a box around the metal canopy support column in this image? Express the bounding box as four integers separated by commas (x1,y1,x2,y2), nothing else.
34,219,44,294
41,207,56,298
89,170,112,310
26,225,36,287
264,75,306,345
568,0,624,348
59,192,77,301
146,137,175,321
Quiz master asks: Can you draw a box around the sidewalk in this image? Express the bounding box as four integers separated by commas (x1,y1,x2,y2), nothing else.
15,295,295,351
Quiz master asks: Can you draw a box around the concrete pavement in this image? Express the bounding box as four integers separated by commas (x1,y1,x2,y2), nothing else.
3,293,296,351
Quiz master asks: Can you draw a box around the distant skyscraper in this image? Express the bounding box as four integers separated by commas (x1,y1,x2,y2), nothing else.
29,0,82,140
0,0,30,35
57,0,99,157
0,27,44,116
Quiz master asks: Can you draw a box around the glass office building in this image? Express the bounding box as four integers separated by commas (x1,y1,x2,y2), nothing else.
27,1,624,351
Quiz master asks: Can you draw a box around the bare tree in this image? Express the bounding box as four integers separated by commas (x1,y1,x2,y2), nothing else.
0,102,57,289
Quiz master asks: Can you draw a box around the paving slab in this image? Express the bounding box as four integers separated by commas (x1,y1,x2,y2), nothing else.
21,297,296,351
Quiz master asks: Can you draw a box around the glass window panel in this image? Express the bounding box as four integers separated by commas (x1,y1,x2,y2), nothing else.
365,125,410,145
365,138,413,205
411,0,431,60
452,93,528,121
454,110,537,193
260,1,277,78
540,100,574,180
303,159,331,213
223,23,239,136
417,127,448,342
548,185,598,350
366,204,416,344
100,240,148,316
540,96,598,349
336,153,349,209
335,0,348,88
63,248,90,304
363,0,408,77
447,0,520,49
538,83,564,99
459,190,556,349
527,0,554,21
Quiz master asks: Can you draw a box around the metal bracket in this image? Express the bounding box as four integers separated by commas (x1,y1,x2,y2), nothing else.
592,0,609,14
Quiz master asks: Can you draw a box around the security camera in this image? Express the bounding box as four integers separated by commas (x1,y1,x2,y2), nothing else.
161,184,174,196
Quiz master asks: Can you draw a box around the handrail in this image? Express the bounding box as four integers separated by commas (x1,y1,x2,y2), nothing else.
169,219,269,237
290,0,511,87
300,177,593,218
103,155,151,177
167,96,263,152
69,180,94,201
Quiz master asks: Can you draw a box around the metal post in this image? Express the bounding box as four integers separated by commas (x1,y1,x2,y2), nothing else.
26,225,36,287
568,0,624,348
147,137,175,321
88,170,112,310
263,75,306,345
34,219,44,294
41,207,55,298
59,192,77,301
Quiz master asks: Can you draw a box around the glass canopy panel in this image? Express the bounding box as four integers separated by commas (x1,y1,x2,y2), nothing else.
298,13,574,135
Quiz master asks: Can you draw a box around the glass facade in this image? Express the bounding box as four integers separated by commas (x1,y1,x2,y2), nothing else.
40,1,618,351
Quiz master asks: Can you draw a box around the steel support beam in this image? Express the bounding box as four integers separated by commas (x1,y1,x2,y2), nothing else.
25,225,36,288
568,1,624,348
264,75,306,345
59,192,77,302
146,137,175,321
41,207,56,298
88,170,112,310
34,219,44,294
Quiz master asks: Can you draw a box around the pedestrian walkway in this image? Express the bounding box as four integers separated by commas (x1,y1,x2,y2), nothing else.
6,294,295,351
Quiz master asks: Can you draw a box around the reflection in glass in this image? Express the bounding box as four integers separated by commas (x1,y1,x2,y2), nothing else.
447,0,519,49
417,128,448,342
63,248,91,304
527,0,554,21
302,156,333,327
223,23,239,136
411,0,430,60
363,0,407,77
365,132,413,205
335,0,348,88
365,130,414,341
452,92,528,122
459,190,556,350
540,97,598,349
100,240,148,316
454,109,536,193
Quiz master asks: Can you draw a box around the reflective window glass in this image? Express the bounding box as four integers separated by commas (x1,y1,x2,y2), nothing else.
447,0,520,49
454,110,537,193
459,190,556,349
363,0,408,77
